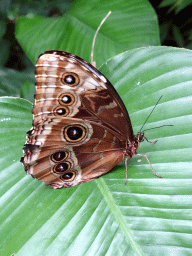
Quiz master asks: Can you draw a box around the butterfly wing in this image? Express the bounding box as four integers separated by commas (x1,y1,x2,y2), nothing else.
21,51,132,188
33,51,133,139
22,118,124,188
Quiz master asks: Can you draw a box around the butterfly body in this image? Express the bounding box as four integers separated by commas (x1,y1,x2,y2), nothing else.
21,51,146,188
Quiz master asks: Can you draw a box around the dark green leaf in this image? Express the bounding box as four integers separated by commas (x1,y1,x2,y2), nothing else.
20,80,35,103
16,0,160,67
0,39,10,67
0,67,34,97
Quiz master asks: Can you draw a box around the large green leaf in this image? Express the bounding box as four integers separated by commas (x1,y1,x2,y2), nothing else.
16,0,160,67
0,46,191,255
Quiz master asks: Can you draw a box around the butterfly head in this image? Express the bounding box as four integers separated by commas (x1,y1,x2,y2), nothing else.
136,132,145,143
124,132,144,159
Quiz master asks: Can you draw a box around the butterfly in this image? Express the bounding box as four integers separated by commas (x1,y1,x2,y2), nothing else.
20,50,162,189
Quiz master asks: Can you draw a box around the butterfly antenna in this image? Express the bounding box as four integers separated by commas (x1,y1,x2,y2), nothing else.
142,124,174,133
139,95,163,132
91,11,112,67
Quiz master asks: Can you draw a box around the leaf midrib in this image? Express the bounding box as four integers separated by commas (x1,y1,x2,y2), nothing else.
96,178,144,255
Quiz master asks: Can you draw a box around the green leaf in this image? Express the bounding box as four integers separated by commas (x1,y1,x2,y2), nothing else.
0,20,6,39
16,0,160,67
0,46,192,255
20,80,35,103
173,25,184,48
0,39,10,67
159,0,192,13
0,67,34,97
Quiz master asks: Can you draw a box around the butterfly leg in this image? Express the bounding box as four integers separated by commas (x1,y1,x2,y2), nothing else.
124,156,130,185
144,136,158,144
136,153,162,178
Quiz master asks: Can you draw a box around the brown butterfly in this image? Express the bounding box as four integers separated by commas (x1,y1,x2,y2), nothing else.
20,50,162,189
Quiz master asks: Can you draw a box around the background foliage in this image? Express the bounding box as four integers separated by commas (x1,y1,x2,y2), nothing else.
0,0,192,255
